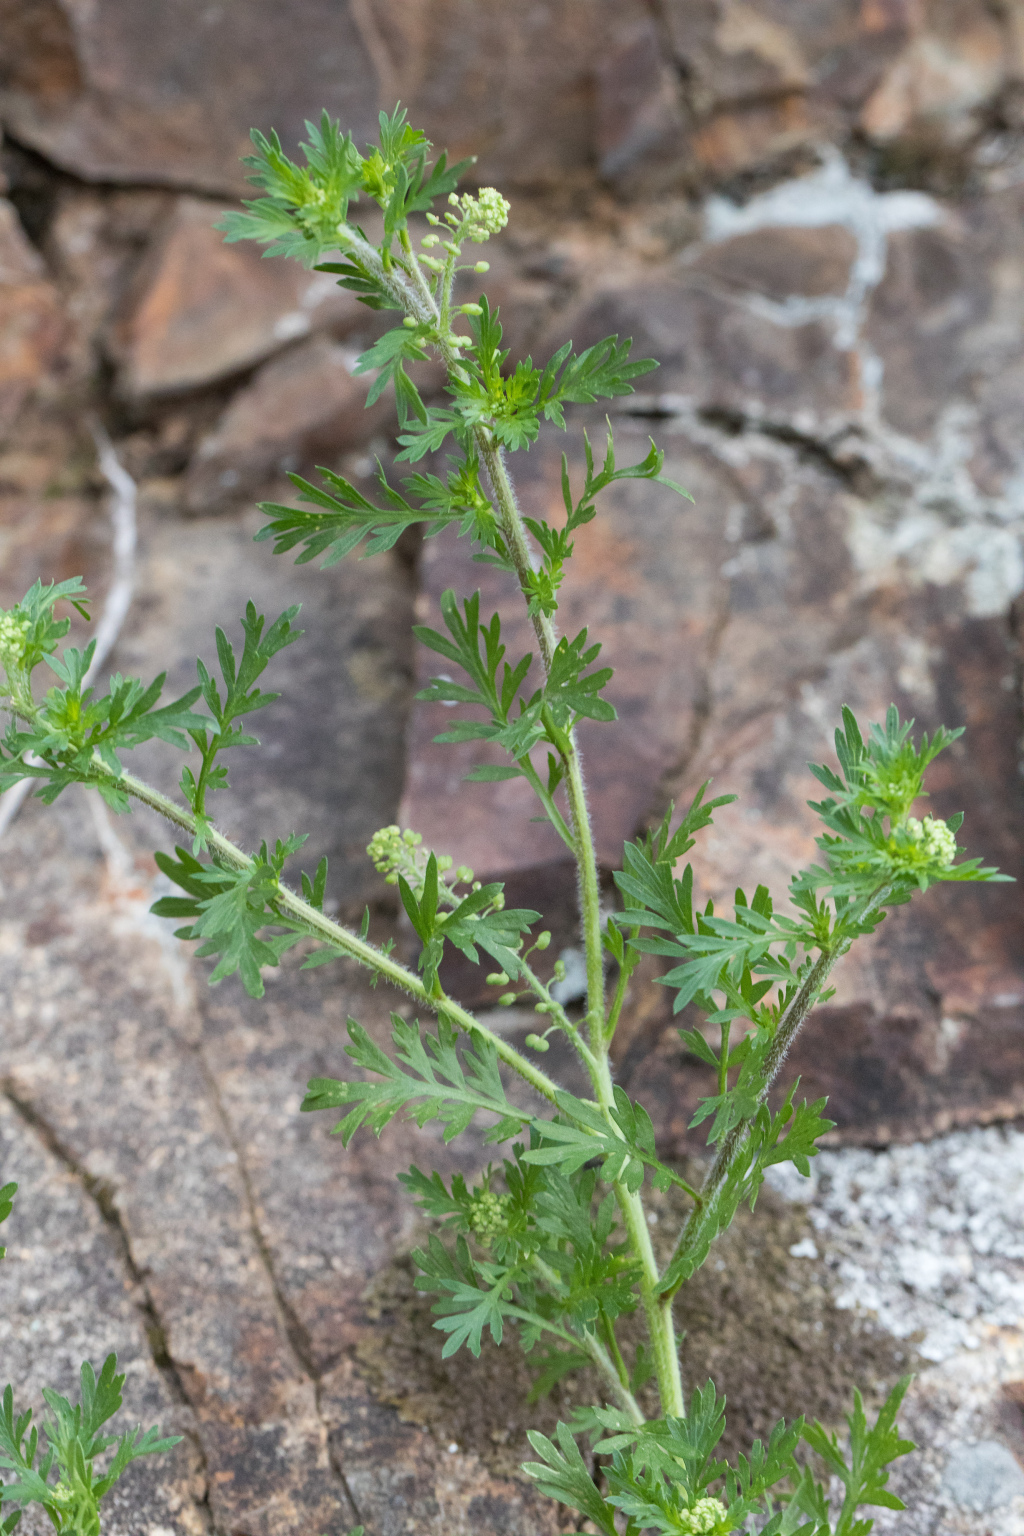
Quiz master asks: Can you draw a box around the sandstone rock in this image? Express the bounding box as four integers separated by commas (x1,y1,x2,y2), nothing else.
108,197,364,399
113,505,413,911
0,0,381,194
594,16,688,196
860,2,1008,143
0,196,63,438
0,0,670,198
0,1094,204,1536
184,337,394,515
688,220,857,300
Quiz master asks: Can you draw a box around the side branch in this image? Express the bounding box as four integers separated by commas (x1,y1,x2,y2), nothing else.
113,768,563,1105
661,888,891,1298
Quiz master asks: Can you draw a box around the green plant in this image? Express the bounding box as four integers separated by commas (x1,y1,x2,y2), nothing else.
0,108,1010,1535
0,1185,180,1535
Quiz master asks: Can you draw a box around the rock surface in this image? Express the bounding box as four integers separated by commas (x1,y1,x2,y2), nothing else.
3,4,1024,1532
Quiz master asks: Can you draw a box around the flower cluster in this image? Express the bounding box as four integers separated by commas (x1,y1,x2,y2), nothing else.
904,815,957,866
676,1498,730,1535
468,1188,511,1245
0,610,29,667
366,824,475,900
448,187,510,242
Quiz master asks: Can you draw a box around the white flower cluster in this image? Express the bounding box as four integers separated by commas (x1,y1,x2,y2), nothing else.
677,1497,729,1534
0,610,29,667
905,814,957,866
449,187,510,242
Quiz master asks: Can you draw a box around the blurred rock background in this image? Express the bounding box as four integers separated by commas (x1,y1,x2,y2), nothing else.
1,3,1024,1533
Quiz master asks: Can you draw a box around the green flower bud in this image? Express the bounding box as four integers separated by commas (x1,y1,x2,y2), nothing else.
421,234,440,247
498,992,517,1006
402,315,418,329
486,972,510,986
534,931,551,950
473,261,490,273
525,1033,550,1052
459,303,483,315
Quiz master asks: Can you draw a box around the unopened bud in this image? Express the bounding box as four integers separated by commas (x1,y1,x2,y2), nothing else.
498,992,517,1006
486,972,510,986
534,931,551,951
421,234,440,247
525,1033,550,1052
460,303,483,315
474,261,490,273
402,315,418,329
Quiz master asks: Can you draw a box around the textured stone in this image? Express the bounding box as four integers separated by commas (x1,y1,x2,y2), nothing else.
108,197,364,398
0,0,669,197
689,221,857,300
860,2,1007,143
0,1095,204,1536
114,504,413,911
0,196,63,437
184,337,392,515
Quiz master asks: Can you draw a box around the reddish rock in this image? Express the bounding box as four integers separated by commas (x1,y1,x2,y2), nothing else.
594,16,688,196
689,221,858,300
549,266,862,431
860,1,1007,142
0,0,671,197
184,337,393,515
0,197,64,438
108,197,364,398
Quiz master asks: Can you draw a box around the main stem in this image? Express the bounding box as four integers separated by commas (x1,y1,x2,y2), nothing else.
311,230,683,1417
475,431,682,1417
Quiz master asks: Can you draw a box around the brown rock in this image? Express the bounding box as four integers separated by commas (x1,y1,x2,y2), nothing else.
860,2,1008,142
108,197,364,399
0,1093,204,1536
594,16,688,195
0,0,381,194
550,266,862,430
114,504,413,910
689,222,858,301
865,189,1024,448
0,196,64,438
691,94,820,179
184,337,393,515
0,0,668,198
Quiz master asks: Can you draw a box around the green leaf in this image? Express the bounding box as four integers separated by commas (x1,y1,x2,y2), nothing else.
522,1421,619,1535
0,1183,15,1262
301,1014,528,1146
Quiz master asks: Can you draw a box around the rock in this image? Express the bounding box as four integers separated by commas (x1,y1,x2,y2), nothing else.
688,221,858,300
0,0,381,195
114,505,414,911
941,1439,1024,1511
108,197,364,399
0,1093,205,1536
861,4,1008,143
0,196,64,438
184,337,393,515
594,16,688,196
0,0,671,198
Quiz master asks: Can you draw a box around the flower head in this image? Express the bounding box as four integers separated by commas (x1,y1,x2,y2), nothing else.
677,1498,730,1535
450,188,510,243
904,815,957,867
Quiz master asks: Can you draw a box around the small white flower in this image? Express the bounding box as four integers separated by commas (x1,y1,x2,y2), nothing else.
905,815,957,866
